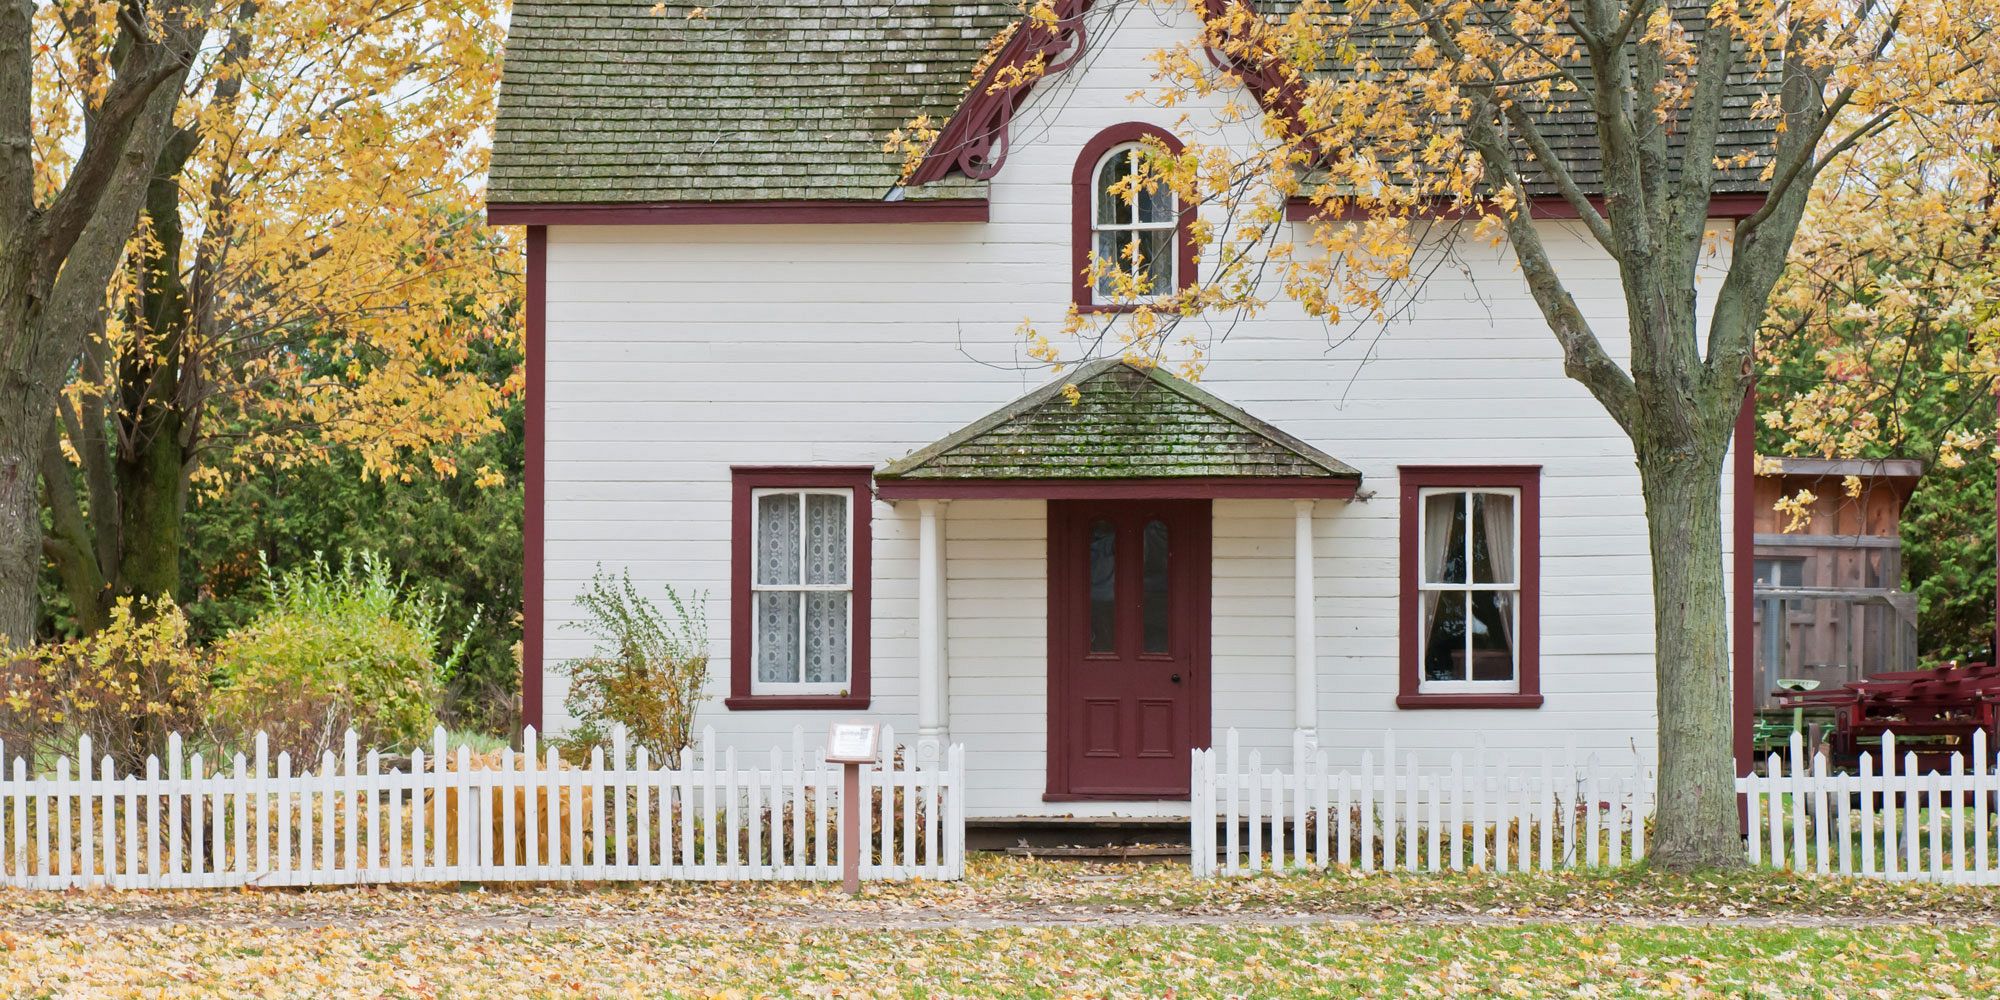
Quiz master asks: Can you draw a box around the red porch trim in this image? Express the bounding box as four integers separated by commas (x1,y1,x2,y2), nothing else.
728,466,876,711
1733,392,1756,778
1072,123,1200,313
485,199,989,227
1396,465,1544,710
875,476,1359,500
1283,193,1769,223
522,225,547,734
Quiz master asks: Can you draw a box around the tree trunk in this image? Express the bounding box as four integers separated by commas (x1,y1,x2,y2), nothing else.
0,364,47,647
115,404,188,604
1637,427,1744,869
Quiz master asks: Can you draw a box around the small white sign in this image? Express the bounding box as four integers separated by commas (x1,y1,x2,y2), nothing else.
825,722,881,764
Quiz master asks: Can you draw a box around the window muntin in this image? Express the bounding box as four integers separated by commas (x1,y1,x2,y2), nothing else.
750,488,853,694
1090,143,1177,303
1417,487,1520,692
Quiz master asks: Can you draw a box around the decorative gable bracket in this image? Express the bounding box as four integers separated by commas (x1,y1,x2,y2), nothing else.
902,0,1096,187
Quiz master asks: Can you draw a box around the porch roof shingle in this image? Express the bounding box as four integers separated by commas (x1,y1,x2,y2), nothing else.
876,360,1361,482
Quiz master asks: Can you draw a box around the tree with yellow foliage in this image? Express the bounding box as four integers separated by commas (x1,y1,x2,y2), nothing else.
20,0,513,636
1759,124,2000,661
958,0,2000,867
1,0,209,648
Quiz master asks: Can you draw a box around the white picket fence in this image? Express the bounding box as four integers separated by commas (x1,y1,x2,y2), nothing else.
0,725,964,890
1744,730,2000,883
1191,730,1652,877
1193,728,2000,883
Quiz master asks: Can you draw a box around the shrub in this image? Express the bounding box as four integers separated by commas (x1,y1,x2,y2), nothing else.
559,568,708,763
0,596,207,773
210,552,464,760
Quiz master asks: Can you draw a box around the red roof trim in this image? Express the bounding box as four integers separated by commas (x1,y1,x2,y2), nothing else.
1283,193,1769,223
904,0,1096,187
876,476,1358,500
485,199,989,226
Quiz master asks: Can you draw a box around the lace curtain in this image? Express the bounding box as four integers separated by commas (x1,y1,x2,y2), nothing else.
755,491,849,685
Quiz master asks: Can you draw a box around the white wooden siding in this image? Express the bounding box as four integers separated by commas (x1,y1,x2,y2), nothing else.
538,1,1741,816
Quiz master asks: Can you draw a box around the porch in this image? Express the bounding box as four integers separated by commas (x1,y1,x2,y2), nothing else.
873,359,1360,813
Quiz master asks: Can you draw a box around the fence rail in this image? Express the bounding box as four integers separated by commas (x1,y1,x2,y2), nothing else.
0,725,963,890
1191,730,1650,877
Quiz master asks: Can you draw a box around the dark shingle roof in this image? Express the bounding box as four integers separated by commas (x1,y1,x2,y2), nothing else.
1274,2,1777,197
491,1,1779,205
490,0,1014,203
877,360,1362,481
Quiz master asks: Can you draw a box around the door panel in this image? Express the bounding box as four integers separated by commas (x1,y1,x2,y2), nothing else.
1048,499,1210,798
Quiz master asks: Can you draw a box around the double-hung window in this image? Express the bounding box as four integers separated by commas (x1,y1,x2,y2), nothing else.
1089,143,1178,301
729,467,872,708
1071,123,1193,311
752,488,852,692
1399,467,1542,708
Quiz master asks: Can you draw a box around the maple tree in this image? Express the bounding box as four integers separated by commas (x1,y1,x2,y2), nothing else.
952,0,2000,868
1758,124,2000,661
0,0,210,649
23,0,514,636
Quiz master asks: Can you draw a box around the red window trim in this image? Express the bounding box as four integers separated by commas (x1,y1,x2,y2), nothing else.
726,466,874,711
1396,465,1543,710
1072,123,1198,314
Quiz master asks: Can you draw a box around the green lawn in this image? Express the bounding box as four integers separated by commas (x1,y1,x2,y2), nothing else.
4,856,1999,997
4,921,1995,997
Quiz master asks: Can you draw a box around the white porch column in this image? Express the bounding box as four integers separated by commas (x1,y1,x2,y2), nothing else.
1292,499,1318,757
917,499,949,754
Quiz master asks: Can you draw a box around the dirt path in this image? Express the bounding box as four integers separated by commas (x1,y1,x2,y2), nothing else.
16,902,1997,934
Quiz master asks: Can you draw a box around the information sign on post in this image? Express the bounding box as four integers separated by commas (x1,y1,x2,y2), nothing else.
825,722,881,893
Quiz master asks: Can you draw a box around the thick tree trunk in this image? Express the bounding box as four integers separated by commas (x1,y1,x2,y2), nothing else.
0,365,46,647
1637,429,1744,869
115,406,188,604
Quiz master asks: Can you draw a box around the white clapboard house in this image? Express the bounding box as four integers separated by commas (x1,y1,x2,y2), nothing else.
487,0,1771,819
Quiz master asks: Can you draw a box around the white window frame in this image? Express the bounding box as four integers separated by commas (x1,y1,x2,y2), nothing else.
749,487,854,696
1415,486,1522,695
1089,141,1178,306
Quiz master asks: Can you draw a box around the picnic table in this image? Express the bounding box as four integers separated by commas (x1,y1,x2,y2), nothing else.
1773,661,2000,772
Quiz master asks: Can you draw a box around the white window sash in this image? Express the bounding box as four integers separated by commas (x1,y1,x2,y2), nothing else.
1415,486,1522,694
749,487,853,695
1089,142,1178,304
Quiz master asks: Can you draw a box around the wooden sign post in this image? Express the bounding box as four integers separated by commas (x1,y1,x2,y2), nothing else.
824,722,882,894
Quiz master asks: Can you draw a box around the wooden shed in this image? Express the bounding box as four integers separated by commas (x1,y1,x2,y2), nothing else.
1750,457,1923,710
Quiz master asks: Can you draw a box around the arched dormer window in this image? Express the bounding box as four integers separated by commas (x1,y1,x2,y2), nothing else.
1072,123,1195,312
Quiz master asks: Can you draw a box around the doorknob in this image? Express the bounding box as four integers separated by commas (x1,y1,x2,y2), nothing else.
1170,673,1182,684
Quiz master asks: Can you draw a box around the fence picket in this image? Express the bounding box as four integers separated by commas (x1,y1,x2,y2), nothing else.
1950,752,1966,879
1354,750,1369,873
1975,731,1991,881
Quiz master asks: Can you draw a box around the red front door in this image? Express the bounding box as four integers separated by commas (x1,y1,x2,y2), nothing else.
1047,499,1211,799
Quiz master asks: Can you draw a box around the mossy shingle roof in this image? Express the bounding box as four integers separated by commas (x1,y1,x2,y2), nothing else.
490,0,1014,203
491,1,1778,205
877,360,1362,481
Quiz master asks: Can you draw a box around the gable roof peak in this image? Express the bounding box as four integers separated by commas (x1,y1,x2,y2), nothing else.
877,358,1361,482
